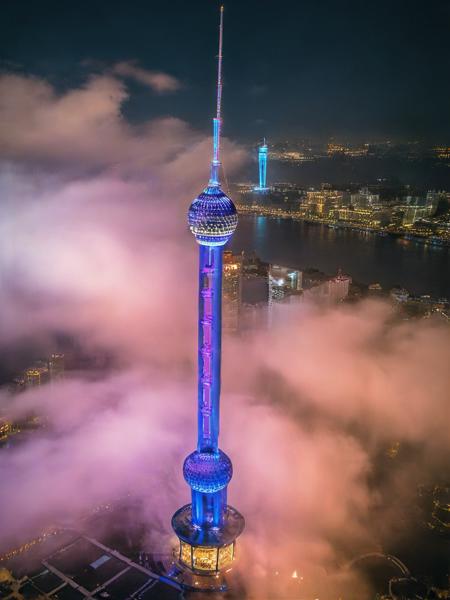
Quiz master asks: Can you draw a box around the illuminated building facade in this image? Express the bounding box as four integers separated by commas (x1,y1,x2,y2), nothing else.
268,264,303,326
254,139,269,192
394,195,439,226
390,287,410,303
338,206,373,223
0,418,12,441
327,141,368,157
171,7,244,589
433,145,450,160
350,187,380,209
268,264,302,303
49,353,65,381
305,188,344,218
327,270,351,303
25,365,49,388
222,251,242,333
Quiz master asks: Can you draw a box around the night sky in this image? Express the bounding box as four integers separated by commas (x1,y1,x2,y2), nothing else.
2,0,450,143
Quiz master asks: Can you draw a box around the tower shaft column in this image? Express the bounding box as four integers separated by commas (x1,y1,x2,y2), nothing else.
197,245,222,453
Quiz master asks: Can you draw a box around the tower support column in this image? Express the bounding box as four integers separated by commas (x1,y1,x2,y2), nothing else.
197,245,222,453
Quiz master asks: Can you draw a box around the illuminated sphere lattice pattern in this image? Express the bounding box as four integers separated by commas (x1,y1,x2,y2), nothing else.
183,450,232,493
188,186,238,246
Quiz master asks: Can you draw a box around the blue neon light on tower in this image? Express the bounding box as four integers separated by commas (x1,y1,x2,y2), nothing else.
172,6,244,587
254,138,269,192
259,139,268,190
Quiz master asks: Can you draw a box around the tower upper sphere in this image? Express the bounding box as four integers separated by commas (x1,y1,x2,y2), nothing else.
188,184,237,246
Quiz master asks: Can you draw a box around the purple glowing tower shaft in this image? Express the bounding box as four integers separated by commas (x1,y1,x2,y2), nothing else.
193,244,225,527
197,245,223,454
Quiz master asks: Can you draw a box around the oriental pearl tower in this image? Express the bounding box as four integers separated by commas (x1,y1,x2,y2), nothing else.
171,5,245,591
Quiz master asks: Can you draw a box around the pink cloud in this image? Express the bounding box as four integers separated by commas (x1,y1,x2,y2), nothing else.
0,68,448,599
0,72,244,172
112,60,182,92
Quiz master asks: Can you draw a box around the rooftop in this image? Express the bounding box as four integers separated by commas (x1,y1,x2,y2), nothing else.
2,535,182,600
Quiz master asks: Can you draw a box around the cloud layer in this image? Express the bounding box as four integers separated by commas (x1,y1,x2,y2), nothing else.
0,67,449,599
112,60,182,92
0,70,242,172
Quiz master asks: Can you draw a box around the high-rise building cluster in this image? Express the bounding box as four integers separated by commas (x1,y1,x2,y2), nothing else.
235,180,450,244
222,250,243,333
305,186,348,218
0,353,66,446
327,141,369,157
223,250,450,331
13,354,65,391
222,254,358,332
302,187,441,227
0,418,12,441
391,192,440,226
264,139,450,165
268,264,303,304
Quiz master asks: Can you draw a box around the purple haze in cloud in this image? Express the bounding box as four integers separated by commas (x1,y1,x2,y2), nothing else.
0,68,449,598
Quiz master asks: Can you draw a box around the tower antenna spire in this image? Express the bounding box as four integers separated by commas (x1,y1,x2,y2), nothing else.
210,5,224,186
216,5,224,122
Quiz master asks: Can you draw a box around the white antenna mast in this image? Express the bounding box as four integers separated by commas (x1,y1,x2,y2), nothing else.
209,5,224,186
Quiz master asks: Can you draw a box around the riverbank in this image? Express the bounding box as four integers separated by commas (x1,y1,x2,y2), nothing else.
235,204,450,248
229,215,449,299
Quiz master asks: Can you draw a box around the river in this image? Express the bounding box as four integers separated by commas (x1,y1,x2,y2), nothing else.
229,215,449,298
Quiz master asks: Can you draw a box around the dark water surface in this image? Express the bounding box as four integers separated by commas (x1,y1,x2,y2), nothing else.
230,216,449,298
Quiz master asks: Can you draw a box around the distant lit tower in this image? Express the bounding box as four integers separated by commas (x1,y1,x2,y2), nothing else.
171,6,244,590
254,139,269,192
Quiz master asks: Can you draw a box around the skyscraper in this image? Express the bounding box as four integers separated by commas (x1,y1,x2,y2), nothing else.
25,364,49,388
396,194,439,226
254,139,269,192
268,264,303,326
222,251,243,333
48,353,65,381
171,6,244,591
350,187,380,209
327,270,352,303
268,264,303,303
305,187,344,219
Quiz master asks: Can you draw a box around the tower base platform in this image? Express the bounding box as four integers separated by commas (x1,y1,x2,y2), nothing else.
171,504,244,591
167,560,230,592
